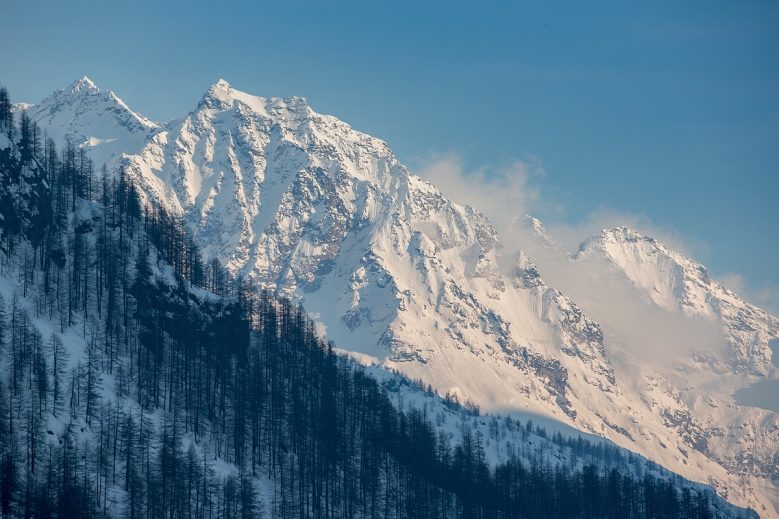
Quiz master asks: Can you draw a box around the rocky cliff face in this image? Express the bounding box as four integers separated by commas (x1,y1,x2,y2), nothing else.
23,78,779,515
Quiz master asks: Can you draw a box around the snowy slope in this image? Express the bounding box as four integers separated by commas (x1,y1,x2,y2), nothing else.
574,228,779,497
24,78,779,515
22,77,158,168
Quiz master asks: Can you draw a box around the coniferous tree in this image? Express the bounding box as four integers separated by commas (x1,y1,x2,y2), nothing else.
0,87,12,138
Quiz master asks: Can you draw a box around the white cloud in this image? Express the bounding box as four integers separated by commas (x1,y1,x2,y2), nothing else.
411,150,552,235
412,150,777,322
412,150,707,261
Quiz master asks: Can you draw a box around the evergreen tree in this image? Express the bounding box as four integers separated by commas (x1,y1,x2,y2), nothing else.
0,87,12,137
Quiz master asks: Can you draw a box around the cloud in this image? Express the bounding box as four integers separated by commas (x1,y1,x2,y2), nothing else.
411,150,779,358
411,150,553,235
412,150,707,262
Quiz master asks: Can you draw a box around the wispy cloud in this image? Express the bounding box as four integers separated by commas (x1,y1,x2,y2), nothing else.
411,150,552,235
412,150,707,261
411,150,774,355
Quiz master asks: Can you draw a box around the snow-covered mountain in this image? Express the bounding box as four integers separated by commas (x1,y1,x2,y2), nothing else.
23,77,158,167
23,78,779,515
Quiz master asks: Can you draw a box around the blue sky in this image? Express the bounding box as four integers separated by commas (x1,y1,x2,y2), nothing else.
2,0,778,312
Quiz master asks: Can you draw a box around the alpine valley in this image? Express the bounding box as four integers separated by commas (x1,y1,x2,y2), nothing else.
5,77,779,517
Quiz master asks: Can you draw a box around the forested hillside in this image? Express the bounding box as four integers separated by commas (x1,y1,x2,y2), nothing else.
0,86,755,518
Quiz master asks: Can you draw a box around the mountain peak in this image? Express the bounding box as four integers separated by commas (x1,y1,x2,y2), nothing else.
25,77,158,168
600,226,647,242
576,227,655,256
521,214,559,241
67,76,98,94
200,79,243,111
517,214,571,258
209,78,233,95
11,102,33,113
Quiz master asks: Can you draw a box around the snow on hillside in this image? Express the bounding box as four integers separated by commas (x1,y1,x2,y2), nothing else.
22,77,158,168
11,102,33,113
24,77,779,515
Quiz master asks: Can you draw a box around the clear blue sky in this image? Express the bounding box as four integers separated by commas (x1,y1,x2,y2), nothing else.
2,1,778,311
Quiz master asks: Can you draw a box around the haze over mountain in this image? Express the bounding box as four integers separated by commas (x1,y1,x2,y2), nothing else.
20,77,779,515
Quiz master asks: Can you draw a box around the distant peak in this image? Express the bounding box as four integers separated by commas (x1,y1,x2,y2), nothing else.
199,80,310,116
11,102,33,113
67,76,98,93
576,227,658,258
199,80,237,110
206,79,233,96
521,214,546,232
519,214,571,257
30,77,160,134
